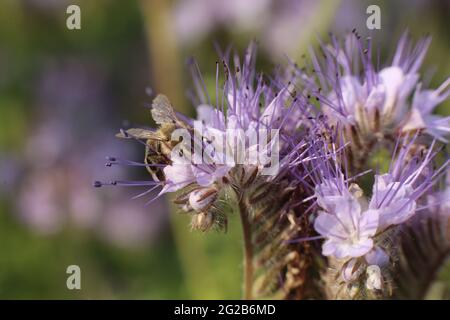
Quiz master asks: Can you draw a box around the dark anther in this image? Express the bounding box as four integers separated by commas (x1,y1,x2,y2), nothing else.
93,181,103,188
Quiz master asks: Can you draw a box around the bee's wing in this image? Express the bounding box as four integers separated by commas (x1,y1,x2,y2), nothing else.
116,128,164,140
151,94,178,125
151,94,192,130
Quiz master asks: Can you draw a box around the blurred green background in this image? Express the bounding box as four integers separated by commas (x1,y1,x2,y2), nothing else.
0,0,448,299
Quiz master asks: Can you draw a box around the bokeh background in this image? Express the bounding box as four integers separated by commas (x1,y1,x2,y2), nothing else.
0,0,448,299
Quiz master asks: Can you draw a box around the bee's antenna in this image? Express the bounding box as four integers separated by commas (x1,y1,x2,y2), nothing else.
93,180,159,188
104,156,166,168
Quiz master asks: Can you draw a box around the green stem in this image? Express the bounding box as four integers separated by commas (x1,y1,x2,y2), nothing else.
238,196,253,300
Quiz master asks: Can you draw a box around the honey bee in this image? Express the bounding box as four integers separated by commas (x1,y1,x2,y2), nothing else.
116,94,190,182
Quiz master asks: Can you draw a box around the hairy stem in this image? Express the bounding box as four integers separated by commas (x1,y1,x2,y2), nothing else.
238,196,253,300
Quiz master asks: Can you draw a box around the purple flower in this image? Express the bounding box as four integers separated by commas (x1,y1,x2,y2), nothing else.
95,34,450,297
314,196,379,259
369,173,416,229
298,32,449,141
96,43,312,232
311,133,448,261
370,135,448,229
160,164,195,193
402,78,450,142
365,247,389,267
310,143,380,259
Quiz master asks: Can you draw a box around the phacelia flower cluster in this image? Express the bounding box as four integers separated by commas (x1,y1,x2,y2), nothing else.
96,32,449,299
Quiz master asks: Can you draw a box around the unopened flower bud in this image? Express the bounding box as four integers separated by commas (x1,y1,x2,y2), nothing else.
366,265,382,291
189,187,217,212
342,258,363,282
191,211,214,232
